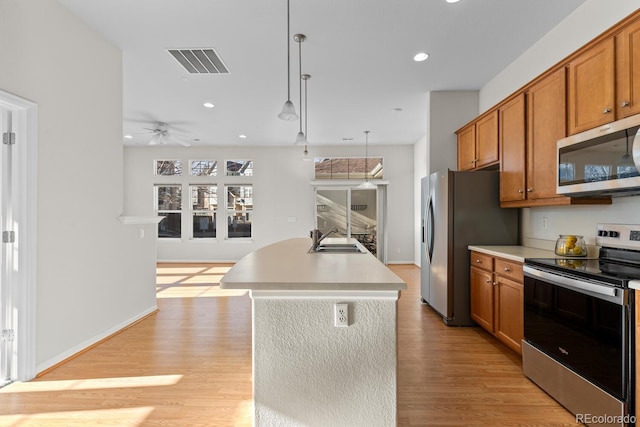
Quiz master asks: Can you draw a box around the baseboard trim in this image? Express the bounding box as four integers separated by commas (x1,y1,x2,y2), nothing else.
36,305,158,377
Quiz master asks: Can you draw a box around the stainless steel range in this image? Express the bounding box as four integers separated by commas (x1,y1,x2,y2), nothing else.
523,223,640,426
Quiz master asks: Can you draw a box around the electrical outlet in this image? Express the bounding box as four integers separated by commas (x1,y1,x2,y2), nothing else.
541,217,548,230
334,303,348,327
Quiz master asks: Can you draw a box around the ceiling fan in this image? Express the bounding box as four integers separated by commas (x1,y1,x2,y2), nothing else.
138,122,192,147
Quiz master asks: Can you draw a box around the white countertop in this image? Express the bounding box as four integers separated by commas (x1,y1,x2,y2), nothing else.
220,237,407,291
468,245,559,262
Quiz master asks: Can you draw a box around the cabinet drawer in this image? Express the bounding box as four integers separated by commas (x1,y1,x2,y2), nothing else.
470,251,493,272
495,258,523,282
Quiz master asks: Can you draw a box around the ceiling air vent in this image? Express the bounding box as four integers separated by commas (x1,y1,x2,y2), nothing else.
167,48,229,74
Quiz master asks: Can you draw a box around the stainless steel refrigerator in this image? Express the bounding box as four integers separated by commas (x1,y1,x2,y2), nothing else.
420,170,519,326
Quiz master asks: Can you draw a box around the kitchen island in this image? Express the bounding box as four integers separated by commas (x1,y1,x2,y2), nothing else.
220,237,407,427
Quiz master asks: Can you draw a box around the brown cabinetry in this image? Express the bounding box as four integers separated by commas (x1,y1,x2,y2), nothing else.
456,110,499,171
499,94,526,202
567,38,615,135
470,251,523,355
616,17,640,118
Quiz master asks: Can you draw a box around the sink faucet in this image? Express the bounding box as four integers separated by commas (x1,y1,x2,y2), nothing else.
311,226,339,251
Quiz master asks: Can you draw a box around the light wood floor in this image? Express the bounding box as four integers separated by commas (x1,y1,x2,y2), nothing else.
0,263,577,426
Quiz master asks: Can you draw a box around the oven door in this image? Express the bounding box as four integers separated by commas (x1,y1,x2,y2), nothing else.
523,265,633,402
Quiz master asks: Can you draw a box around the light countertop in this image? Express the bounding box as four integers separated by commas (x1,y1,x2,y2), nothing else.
468,245,558,262
220,237,407,291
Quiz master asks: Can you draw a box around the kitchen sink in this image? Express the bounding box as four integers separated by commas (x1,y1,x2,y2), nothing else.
308,238,367,254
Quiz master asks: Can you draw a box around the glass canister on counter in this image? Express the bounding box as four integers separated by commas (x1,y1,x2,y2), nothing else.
555,234,587,257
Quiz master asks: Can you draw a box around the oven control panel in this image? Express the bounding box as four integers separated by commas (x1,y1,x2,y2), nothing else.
596,223,640,250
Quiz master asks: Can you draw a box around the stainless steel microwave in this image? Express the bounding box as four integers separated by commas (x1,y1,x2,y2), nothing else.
557,114,640,197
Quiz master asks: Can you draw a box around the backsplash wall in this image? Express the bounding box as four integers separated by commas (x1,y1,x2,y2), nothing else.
522,196,640,252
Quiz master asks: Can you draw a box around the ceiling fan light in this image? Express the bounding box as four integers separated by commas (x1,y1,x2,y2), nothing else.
278,100,299,121
149,134,161,145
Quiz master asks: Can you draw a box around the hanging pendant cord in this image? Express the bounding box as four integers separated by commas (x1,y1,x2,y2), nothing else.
286,0,291,101
298,38,303,134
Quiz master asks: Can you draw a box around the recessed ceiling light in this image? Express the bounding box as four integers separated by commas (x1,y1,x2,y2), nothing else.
413,52,429,62
239,134,247,139
445,0,460,3
124,134,133,139
392,108,403,113
203,102,215,108
342,137,354,142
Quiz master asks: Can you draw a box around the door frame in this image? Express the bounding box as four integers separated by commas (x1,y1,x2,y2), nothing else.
0,89,37,382
312,181,388,264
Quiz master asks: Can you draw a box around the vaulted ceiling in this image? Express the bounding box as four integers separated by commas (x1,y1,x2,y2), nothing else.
59,0,584,147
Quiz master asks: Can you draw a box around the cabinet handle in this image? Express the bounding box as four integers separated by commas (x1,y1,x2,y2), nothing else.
603,108,611,114
476,259,481,263
504,267,511,272
517,189,523,193
485,279,491,283
527,188,533,192
493,282,498,286
621,101,630,108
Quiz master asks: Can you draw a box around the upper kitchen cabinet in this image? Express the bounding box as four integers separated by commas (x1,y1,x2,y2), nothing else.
499,94,526,203
456,110,499,171
616,17,640,118
567,37,615,135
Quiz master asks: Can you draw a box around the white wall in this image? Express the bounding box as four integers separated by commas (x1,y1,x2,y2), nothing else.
413,91,479,265
0,0,157,372
480,1,640,247
124,144,415,263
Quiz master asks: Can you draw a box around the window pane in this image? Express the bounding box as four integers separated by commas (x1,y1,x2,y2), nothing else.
227,185,252,238
158,213,181,238
227,212,252,238
155,160,182,176
191,186,217,210
584,164,610,182
313,157,384,180
226,160,253,176
191,160,217,176
157,185,182,210
193,212,216,238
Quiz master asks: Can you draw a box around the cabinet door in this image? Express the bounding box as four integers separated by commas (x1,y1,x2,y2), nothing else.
494,276,524,355
616,18,640,118
527,68,567,200
457,124,476,171
470,266,494,332
475,110,499,168
499,94,526,202
567,37,615,135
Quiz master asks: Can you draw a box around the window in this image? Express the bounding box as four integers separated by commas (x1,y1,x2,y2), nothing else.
191,160,217,176
559,162,575,183
156,185,182,238
191,185,217,238
226,160,253,176
226,185,252,238
585,164,611,182
155,160,182,176
314,157,383,180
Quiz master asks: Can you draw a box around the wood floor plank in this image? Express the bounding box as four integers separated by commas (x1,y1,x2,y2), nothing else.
0,262,577,426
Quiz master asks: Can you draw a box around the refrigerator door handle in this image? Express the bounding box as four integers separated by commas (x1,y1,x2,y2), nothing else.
426,197,435,263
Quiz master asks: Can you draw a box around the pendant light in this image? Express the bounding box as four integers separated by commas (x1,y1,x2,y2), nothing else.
278,0,298,121
300,74,312,160
294,34,307,144
358,131,376,189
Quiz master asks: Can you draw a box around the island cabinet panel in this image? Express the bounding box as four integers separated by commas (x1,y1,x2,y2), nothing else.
499,94,526,202
456,110,499,171
616,17,640,118
567,37,615,135
469,251,524,355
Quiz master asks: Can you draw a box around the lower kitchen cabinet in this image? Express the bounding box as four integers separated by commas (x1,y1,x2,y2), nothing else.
470,251,524,355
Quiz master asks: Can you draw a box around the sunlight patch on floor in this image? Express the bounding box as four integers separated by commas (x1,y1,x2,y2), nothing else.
233,399,253,427
182,274,225,284
203,265,233,274
156,266,209,274
0,406,154,427
155,275,188,285
156,285,247,298
0,375,183,394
